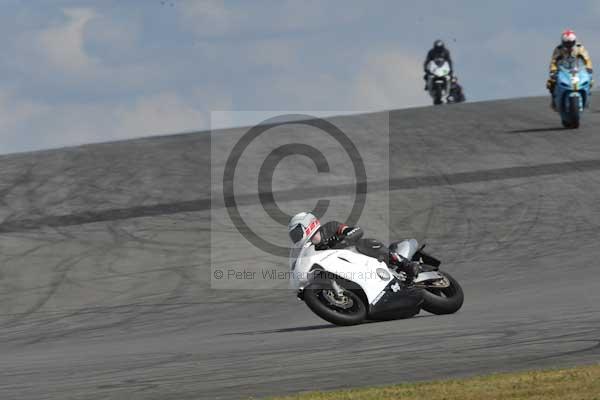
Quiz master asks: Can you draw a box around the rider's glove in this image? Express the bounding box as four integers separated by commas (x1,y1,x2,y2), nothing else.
336,225,363,243
315,237,334,250
315,234,342,250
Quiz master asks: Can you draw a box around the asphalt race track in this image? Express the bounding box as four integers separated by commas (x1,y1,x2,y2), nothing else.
1,97,600,399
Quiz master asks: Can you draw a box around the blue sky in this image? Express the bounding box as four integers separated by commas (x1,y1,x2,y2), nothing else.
0,0,599,154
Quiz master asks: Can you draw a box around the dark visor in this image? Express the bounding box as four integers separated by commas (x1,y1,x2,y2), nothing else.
289,224,304,243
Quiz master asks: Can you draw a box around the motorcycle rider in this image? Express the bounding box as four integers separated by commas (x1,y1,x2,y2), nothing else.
423,39,453,90
448,76,466,103
287,212,419,282
546,29,594,110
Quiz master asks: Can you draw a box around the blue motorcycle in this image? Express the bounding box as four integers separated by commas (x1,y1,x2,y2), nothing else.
553,56,592,129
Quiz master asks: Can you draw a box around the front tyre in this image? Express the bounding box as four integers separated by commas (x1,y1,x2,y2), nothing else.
433,86,443,105
568,96,580,129
421,271,464,315
303,280,367,326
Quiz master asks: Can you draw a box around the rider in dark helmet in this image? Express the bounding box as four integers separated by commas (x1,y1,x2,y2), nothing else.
423,39,454,90
448,76,466,103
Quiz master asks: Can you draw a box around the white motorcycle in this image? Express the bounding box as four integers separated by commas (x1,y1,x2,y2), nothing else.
290,238,464,326
426,58,452,105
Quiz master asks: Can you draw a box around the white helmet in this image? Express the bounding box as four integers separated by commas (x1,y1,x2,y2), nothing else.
288,212,321,244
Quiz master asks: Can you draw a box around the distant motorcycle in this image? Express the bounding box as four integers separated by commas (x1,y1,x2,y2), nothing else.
290,238,464,326
426,58,452,105
553,56,592,129
447,78,466,104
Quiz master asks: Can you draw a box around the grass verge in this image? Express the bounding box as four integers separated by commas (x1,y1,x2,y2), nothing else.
266,364,600,400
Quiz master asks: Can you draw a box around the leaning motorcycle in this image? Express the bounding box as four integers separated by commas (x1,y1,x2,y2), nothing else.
553,56,592,129
426,58,452,105
290,238,464,326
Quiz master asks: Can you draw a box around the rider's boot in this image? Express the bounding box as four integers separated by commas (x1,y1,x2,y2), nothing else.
405,261,420,283
389,252,419,283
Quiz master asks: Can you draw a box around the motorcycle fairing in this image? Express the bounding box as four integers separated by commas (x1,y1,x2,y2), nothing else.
554,57,592,112
369,280,423,317
291,246,392,304
390,238,420,260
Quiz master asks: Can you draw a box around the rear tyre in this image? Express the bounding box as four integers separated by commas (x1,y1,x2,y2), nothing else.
421,271,464,315
303,279,367,326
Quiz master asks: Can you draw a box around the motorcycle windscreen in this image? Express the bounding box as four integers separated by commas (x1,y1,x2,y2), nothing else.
391,239,419,260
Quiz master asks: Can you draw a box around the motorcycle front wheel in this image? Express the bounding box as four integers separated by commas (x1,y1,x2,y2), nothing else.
568,96,580,129
303,280,367,326
433,87,443,105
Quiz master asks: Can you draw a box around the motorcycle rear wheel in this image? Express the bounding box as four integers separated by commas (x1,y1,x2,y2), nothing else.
421,271,464,315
